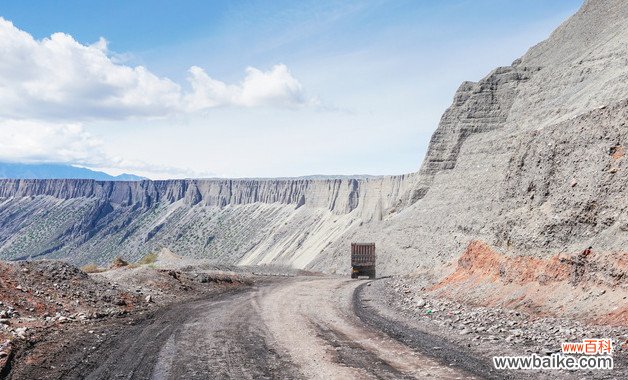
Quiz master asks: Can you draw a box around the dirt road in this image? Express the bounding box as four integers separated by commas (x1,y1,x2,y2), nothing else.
11,277,482,379
259,278,475,379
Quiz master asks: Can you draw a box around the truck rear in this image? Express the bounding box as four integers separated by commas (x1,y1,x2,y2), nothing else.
351,243,376,279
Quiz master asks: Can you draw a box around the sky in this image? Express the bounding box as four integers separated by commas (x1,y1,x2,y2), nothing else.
0,0,583,179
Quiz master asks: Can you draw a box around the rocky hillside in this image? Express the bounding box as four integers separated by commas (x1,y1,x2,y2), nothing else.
0,175,418,268
0,0,626,282
311,0,628,276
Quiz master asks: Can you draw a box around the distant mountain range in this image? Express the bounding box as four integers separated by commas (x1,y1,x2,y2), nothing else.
0,162,144,181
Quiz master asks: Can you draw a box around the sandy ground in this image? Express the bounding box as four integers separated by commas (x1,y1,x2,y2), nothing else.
9,272,625,379
6,276,478,379
259,277,472,379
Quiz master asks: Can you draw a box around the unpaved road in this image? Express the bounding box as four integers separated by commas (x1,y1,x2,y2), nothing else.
12,277,484,379
259,278,476,379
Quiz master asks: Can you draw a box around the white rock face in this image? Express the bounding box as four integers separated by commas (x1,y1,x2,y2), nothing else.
0,174,419,269
0,0,625,275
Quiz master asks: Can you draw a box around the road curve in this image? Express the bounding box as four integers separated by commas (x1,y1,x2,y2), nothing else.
57,277,478,379
259,277,474,379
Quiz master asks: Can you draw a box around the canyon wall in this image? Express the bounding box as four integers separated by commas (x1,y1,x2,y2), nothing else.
0,0,626,277
0,175,418,268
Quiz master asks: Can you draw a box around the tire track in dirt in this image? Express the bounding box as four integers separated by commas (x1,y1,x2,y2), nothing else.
259,277,474,379
11,277,482,379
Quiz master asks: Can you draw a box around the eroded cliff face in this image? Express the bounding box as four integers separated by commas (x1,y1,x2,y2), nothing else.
0,175,418,267
308,0,628,277
0,0,626,278
412,66,536,201
0,176,418,215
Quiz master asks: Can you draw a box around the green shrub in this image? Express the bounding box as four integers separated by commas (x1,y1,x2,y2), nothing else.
81,264,105,273
138,252,158,265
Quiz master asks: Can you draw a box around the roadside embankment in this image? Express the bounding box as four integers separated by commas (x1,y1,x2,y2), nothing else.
358,276,628,380
0,259,248,378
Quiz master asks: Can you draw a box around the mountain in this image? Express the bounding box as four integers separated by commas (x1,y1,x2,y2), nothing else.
0,0,625,321
0,175,416,264
0,163,144,181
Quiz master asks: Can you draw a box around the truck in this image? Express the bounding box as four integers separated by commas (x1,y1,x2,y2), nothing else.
351,243,376,279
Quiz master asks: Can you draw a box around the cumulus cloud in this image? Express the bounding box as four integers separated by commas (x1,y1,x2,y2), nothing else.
0,17,312,122
0,119,209,179
0,19,181,120
0,17,316,176
185,64,309,109
0,119,104,164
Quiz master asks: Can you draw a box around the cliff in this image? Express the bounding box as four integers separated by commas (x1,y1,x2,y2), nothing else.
309,0,628,276
0,176,417,216
0,175,418,267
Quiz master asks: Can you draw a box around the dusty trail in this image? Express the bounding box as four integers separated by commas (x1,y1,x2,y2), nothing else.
82,287,299,380
13,277,480,379
259,278,474,379
149,289,299,380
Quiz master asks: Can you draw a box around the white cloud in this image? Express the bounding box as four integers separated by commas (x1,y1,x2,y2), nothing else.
0,19,182,120
0,118,212,179
0,17,316,176
185,64,310,109
0,119,104,164
0,17,313,122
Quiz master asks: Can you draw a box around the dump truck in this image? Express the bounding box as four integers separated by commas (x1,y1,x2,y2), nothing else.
351,243,376,279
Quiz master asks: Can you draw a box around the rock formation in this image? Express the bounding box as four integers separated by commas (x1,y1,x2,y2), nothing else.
0,175,417,267
310,0,628,276
0,0,626,278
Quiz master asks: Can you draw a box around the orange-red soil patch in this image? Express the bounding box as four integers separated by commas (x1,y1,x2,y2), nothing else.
431,241,628,326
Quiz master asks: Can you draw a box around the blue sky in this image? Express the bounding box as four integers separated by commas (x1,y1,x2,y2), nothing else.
0,0,582,178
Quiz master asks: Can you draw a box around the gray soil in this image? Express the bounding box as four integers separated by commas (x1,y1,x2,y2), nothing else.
353,283,497,379
7,275,624,379
359,278,627,380
6,283,299,380
7,277,480,379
